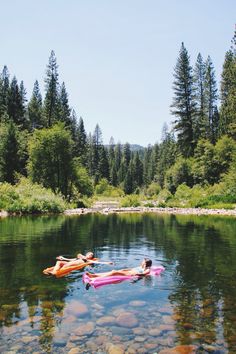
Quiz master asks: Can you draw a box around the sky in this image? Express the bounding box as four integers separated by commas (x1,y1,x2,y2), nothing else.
0,0,235,146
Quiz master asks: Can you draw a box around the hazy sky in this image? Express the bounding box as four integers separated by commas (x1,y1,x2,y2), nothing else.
1,0,235,145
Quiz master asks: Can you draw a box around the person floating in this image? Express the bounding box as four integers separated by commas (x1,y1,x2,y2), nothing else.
43,251,113,276
85,258,152,278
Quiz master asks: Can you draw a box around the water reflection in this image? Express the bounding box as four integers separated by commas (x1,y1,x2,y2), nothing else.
0,213,236,352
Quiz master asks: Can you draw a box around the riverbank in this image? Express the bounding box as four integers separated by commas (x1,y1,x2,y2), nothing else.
64,206,236,217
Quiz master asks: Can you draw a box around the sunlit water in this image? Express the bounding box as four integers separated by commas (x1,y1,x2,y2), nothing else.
0,213,236,353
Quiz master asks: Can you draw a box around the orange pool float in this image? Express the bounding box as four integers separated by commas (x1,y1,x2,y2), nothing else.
43,258,98,278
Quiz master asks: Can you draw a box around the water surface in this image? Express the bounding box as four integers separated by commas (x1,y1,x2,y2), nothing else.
0,213,236,353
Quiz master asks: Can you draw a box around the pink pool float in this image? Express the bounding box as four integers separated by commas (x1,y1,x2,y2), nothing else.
83,265,165,288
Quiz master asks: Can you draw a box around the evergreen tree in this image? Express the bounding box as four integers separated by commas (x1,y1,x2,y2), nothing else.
58,82,71,126
0,120,20,183
220,30,236,138
28,80,43,129
204,56,218,143
193,53,207,140
123,142,131,168
0,66,10,120
143,145,153,186
156,124,177,187
7,76,27,128
76,116,87,164
98,145,110,180
124,163,133,194
171,43,196,157
44,50,60,127
132,152,143,189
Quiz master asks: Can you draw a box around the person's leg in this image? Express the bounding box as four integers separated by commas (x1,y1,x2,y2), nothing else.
87,269,131,278
51,261,67,274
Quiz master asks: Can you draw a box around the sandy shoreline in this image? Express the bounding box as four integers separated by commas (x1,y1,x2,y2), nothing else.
64,206,236,217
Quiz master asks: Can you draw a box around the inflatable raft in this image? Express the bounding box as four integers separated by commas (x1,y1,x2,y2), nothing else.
43,258,98,277
83,265,165,288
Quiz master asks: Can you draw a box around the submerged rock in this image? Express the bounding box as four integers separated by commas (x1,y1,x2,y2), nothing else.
74,322,95,336
66,300,89,317
116,312,138,328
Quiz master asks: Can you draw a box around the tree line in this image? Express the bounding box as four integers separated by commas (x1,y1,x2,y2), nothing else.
0,29,235,206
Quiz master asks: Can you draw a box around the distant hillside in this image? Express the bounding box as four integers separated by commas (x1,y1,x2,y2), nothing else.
105,144,145,151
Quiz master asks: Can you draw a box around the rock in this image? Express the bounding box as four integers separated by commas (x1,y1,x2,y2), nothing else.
132,327,146,335
144,342,158,350
111,326,133,336
95,335,109,346
68,349,81,354
134,336,145,342
97,316,116,326
74,322,95,336
116,312,138,328
66,300,89,317
148,328,162,336
159,345,197,354
106,343,125,354
129,300,146,307
162,315,175,325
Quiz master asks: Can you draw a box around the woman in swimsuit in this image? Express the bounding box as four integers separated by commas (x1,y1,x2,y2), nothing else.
47,251,112,275
86,258,152,278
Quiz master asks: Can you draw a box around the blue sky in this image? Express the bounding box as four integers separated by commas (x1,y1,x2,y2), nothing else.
1,0,235,145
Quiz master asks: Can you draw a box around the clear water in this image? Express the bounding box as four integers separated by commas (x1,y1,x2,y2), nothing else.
0,213,236,353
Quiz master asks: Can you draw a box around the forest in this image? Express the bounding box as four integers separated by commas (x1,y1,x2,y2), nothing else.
0,30,235,213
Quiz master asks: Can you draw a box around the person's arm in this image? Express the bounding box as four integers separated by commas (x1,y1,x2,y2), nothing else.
56,256,77,261
89,260,114,265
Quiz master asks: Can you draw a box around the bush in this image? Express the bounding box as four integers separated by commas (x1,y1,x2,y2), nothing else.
146,182,161,197
0,178,68,214
95,178,124,198
120,195,141,207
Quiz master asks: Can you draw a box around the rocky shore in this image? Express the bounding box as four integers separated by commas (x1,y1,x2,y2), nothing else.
64,206,236,217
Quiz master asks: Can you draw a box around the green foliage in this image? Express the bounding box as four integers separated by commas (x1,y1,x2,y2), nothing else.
0,178,67,213
165,157,193,193
0,121,20,183
156,189,172,206
95,178,124,197
28,123,75,197
73,162,93,197
120,194,141,207
145,182,161,197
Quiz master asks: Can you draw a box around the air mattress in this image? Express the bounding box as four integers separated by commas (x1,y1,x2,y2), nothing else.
43,258,98,277
83,265,164,288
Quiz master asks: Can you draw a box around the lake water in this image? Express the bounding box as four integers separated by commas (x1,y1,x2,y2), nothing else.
0,213,236,353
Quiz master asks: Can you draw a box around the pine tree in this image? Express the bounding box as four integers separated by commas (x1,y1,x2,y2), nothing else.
0,66,10,120
220,29,236,138
193,53,207,140
7,76,27,128
171,43,196,157
28,80,43,129
98,145,110,180
132,152,143,189
204,56,218,143
0,120,20,183
58,82,71,126
44,50,60,127
76,116,87,164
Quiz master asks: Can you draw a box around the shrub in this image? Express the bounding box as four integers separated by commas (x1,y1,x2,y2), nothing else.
0,178,68,214
146,182,161,197
120,195,141,207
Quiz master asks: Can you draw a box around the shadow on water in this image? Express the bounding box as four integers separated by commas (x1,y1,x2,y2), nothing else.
0,213,236,352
